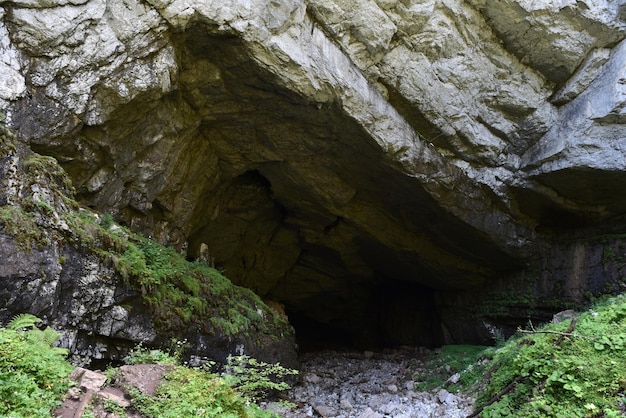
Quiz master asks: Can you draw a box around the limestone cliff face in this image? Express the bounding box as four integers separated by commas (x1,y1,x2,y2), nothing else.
1,0,626,348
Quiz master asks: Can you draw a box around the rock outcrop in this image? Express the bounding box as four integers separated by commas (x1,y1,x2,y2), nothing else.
1,0,626,349
0,128,297,367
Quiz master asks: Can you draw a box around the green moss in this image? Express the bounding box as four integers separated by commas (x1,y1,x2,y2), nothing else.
0,123,17,157
24,154,75,196
0,127,292,343
0,205,49,250
87,234,293,339
603,246,616,264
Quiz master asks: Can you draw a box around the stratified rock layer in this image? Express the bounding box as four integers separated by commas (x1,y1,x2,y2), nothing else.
1,0,626,348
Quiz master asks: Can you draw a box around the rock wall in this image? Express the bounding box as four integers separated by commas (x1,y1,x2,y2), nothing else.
1,0,626,348
0,128,297,366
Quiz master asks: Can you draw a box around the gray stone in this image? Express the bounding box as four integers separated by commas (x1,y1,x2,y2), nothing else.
70,368,108,392
314,405,336,417
551,48,612,104
437,388,458,405
357,407,383,418
447,373,461,385
283,349,475,418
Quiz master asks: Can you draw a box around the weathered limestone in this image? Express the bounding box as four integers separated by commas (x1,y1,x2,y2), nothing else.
1,0,626,348
518,38,626,223
466,0,626,83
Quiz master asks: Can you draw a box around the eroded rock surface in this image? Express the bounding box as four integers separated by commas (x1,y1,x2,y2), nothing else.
1,0,626,348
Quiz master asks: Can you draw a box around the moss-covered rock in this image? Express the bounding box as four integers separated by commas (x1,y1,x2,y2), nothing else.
474,294,626,417
0,126,297,368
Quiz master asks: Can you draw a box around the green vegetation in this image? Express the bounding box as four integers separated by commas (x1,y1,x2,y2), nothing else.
123,341,181,365
0,120,17,156
0,314,73,417
0,319,295,418
412,345,493,393
223,355,298,403
91,220,289,337
107,344,296,418
127,366,275,418
475,294,626,417
0,205,46,250
22,153,76,203
54,195,291,340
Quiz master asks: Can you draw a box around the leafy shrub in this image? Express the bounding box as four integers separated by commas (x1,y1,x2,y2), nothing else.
222,355,299,402
0,314,73,417
123,343,179,365
128,366,276,418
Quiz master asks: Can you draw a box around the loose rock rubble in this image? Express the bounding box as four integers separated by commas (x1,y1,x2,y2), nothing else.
269,348,476,418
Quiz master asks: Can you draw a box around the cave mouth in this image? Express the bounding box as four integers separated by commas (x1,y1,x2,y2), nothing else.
16,23,532,357
283,280,448,353
286,309,357,353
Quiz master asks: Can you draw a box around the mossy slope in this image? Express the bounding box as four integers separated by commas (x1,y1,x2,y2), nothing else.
0,124,296,366
475,294,626,417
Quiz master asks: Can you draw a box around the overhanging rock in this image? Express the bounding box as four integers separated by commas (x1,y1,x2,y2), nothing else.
2,0,626,347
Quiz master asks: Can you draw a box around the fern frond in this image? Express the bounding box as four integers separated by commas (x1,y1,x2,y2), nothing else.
7,313,41,331
41,327,61,346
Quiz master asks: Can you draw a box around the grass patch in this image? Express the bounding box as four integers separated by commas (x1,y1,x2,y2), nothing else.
475,294,626,417
412,345,493,393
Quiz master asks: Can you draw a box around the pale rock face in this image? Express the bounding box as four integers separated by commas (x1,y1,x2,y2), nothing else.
518,38,626,218
466,0,626,82
0,10,26,106
305,0,568,222
2,0,626,346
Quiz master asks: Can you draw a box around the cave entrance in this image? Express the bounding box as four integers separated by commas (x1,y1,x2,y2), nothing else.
286,309,356,352
283,280,446,353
